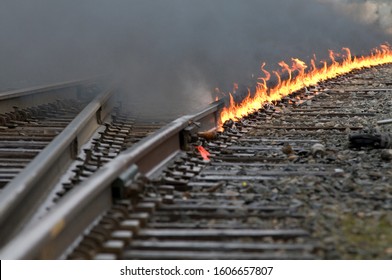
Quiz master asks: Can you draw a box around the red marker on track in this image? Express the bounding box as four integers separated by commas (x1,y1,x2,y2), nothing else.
196,145,210,161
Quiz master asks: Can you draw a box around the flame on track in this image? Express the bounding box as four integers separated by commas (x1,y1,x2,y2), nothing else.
219,44,392,125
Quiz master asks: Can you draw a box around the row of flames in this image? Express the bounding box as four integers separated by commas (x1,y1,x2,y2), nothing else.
219,44,392,126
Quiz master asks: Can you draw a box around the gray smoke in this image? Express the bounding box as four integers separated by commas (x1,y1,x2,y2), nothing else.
0,0,389,119
321,0,392,35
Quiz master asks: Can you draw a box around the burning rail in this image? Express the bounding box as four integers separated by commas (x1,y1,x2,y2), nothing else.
220,44,392,125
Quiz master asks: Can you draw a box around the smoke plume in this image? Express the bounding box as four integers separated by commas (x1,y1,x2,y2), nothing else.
321,0,392,35
0,0,389,119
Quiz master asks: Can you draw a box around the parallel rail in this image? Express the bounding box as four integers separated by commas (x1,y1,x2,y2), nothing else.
0,79,98,112
0,79,115,245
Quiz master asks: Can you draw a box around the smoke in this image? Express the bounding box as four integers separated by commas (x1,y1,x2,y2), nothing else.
0,0,389,119
320,0,392,35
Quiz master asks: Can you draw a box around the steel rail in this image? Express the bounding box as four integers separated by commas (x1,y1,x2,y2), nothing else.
0,99,224,259
0,78,100,112
377,118,392,125
0,84,117,247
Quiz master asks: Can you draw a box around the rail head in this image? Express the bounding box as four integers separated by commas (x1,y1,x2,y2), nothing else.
0,78,104,113
0,78,94,99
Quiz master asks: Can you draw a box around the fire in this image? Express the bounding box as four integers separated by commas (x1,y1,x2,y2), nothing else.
219,44,392,125
196,145,211,161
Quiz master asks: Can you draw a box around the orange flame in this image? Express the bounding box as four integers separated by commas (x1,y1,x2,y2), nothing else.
197,145,211,161
219,44,392,125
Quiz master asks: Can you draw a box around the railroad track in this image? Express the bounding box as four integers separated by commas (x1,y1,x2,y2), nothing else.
0,64,391,259
0,79,111,243
0,80,166,249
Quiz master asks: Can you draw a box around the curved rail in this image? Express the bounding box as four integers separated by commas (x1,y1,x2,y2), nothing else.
0,99,224,259
0,84,116,246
